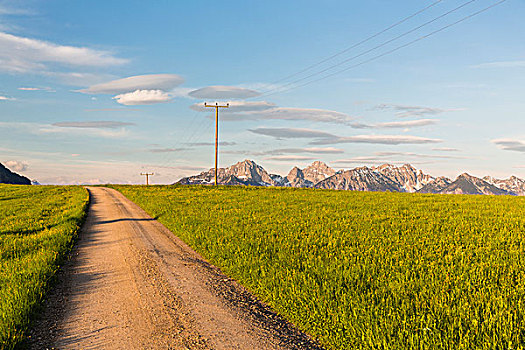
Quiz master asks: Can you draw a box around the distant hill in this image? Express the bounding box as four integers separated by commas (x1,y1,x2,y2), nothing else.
177,160,524,196
0,162,31,185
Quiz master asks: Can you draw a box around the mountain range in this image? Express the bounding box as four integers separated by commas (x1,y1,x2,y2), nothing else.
177,160,525,196
0,162,31,185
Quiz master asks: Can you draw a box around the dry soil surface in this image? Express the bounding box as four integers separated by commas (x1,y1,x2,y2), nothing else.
28,187,324,350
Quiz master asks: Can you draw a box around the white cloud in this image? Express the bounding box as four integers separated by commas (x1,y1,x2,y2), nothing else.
52,121,135,129
471,60,525,69
5,160,28,172
249,127,336,139
492,138,525,152
113,89,172,105
188,86,260,99
0,95,14,101
311,134,442,145
81,74,184,94
0,31,127,74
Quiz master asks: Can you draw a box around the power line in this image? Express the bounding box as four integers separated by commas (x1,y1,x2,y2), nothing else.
262,0,445,90
261,0,507,98
257,0,479,98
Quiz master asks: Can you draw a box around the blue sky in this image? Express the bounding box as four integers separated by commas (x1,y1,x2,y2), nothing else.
0,0,523,184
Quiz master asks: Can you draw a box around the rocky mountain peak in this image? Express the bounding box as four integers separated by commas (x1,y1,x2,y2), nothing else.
315,166,402,192
302,161,336,184
438,173,510,195
483,174,525,196
373,163,434,193
287,166,304,179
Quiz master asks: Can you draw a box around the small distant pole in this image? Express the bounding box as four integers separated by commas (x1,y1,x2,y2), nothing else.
140,172,154,185
204,102,229,186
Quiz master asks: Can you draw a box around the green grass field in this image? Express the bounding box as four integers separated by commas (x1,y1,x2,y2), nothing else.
114,185,525,350
0,185,88,349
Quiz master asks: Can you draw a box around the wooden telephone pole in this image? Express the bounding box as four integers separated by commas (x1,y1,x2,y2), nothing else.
204,102,229,186
140,172,154,185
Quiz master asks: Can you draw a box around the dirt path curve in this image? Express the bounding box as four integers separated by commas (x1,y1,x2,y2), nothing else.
29,187,323,350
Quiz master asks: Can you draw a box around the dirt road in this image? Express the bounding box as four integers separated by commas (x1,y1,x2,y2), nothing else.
29,187,323,349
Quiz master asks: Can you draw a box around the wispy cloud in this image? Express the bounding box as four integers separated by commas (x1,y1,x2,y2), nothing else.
471,60,525,69
147,148,187,153
265,155,317,161
0,4,34,16
311,134,442,145
81,74,184,94
250,127,441,145
492,138,525,152
249,127,336,139
190,100,275,112
432,147,459,152
0,31,127,74
113,89,172,105
188,86,260,99
44,71,116,86
18,86,55,92
52,121,135,129
0,121,131,138
187,141,237,146
254,147,344,156
351,119,438,129
374,104,462,118
0,95,15,101
223,107,354,124
374,151,465,159
85,108,141,112
332,150,465,166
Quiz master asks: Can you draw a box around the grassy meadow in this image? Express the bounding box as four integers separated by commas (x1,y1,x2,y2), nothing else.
0,185,88,349
114,185,525,350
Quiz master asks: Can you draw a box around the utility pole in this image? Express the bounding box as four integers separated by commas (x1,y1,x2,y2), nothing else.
140,172,154,185
204,102,229,186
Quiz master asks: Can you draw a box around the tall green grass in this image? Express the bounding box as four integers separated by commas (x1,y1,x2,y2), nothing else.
114,185,525,349
0,185,88,349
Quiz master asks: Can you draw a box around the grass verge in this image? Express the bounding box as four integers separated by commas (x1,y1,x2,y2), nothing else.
0,185,88,349
113,185,525,349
